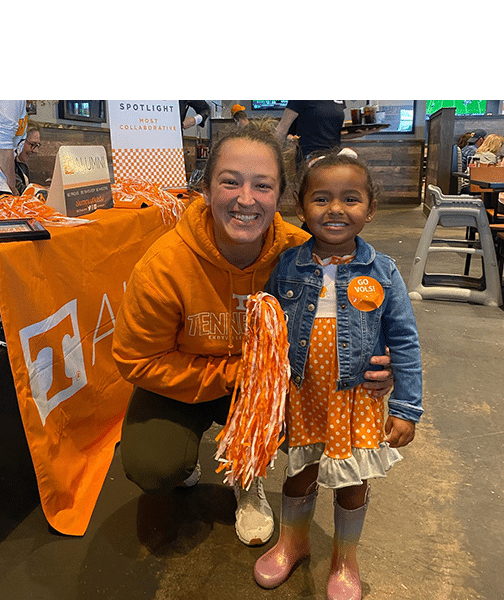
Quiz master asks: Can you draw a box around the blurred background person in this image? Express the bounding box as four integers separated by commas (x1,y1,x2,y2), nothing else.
15,122,41,194
473,133,504,164
0,100,27,195
460,129,489,194
457,131,472,149
461,128,487,171
275,100,347,160
179,100,210,130
231,104,249,128
275,100,370,168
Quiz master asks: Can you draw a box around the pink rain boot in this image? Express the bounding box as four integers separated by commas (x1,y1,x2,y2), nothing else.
327,491,369,600
254,486,318,589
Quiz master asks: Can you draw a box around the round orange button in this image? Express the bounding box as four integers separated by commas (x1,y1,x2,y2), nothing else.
347,276,384,312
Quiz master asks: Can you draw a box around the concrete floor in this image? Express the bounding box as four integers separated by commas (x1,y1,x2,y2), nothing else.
1,203,503,600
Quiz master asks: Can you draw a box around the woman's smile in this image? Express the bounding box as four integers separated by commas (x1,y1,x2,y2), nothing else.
230,211,260,223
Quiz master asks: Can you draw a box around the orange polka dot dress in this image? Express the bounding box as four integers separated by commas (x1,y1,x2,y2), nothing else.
287,254,402,489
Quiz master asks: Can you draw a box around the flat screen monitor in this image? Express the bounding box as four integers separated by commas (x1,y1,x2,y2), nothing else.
426,100,487,116
251,101,288,111
58,101,107,123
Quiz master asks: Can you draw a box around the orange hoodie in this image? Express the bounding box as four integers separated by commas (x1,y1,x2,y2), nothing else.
112,198,310,404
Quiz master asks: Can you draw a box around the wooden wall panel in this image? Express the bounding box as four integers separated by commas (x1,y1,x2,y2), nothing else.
342,139,425,203
424,108,456,207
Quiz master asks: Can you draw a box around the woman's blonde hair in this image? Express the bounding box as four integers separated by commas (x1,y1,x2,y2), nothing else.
477,134,504,155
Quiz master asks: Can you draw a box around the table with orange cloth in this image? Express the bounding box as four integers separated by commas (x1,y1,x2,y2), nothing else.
469,165,504,224
0,205,171,536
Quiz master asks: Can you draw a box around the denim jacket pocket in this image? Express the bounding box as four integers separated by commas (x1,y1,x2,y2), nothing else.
277,280,305,302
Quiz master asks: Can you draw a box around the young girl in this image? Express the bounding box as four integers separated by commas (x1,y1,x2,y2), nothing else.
254,151,423,599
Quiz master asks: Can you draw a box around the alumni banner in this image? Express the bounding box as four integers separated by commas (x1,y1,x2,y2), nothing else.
46,145,113,217
0,206,170,535
108,101,187,188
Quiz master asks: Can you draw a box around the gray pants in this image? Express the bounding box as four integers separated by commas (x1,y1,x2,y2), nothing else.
120,387,232,495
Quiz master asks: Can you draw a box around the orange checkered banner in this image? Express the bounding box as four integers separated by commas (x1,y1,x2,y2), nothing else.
0,206,172,536
108,101,187,188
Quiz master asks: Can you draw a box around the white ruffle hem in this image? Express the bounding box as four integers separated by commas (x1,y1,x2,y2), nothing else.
287,442,403,489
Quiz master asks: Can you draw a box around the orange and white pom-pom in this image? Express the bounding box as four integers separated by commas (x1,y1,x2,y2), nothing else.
0,192,89,227
215,292,290,490
112,178,186,227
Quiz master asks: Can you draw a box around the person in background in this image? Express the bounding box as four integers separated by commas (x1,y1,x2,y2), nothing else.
0,100,28,195
15,122,41,194
457,132,472,149
275,101,347,160
275,101,370,170
0,100,28,402
460,129,488,194
254,150,422,599
453,135,467,194
473,133,504,165
179,100,210,130
461,129,487,171
232,104,249,128
112,121,394,549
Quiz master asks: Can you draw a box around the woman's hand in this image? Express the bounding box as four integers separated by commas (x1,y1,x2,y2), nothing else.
363,351,393,395
385,416,416,448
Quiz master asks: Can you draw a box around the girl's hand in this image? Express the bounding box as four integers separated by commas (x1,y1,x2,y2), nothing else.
385,416,415,448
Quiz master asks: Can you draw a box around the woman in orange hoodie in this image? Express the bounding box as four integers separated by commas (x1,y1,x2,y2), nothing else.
112,120,392,547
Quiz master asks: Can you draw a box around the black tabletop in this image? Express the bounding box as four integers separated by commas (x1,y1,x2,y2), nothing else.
471,180,504,190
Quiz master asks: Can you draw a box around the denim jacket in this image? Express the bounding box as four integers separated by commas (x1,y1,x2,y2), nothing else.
265,235,423,423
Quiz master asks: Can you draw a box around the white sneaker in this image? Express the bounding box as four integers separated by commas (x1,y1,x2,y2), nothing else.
234,477,274,545
183,461,201,487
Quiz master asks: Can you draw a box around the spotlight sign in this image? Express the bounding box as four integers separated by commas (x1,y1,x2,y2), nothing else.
108,100,187,188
